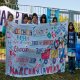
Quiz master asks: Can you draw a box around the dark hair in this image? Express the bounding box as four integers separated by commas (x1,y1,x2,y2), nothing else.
28,17,32,20
78,32,80,38
52,17,58,22
32,13,38,19
8,13,13,19
40,14,47,23
68,22,75,32
23,14,28,20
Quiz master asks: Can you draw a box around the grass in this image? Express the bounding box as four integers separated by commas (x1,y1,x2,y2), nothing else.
0,62,80,80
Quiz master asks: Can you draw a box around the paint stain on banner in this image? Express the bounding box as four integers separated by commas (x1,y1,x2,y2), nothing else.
29,58,36,63
6,32,11,38
58,48,65,58
51,50,58,58
60,58,64,63
51,31,56,38
41,49,50,59
47,32,51,38
52,58,56,64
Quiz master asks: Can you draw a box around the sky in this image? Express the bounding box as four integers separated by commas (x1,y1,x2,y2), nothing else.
18,0,80,11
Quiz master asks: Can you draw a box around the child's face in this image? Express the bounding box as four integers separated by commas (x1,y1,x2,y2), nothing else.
53,19,57,23
8,15,13,21
42,18,46,23
69,25,73,30
28,20,32,23
32,16,38,24
23,17,28,23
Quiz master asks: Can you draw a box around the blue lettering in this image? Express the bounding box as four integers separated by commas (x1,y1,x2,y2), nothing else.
16,12,19,18
17,35,26,41
15,12,19,24
43,68,46,73
0,10,6,25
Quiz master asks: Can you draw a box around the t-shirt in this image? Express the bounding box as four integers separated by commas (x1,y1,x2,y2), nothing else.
67,32,76,57
2,21,16,36
2,26,6,36
67,32,76,48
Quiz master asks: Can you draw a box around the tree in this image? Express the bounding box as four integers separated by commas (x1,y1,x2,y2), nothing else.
0,0,19,10
59,15,68,22
0,0,5,5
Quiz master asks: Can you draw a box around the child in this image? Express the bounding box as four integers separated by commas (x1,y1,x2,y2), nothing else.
67,22,76,74
52,17,58,23
40,14,47,23
27,17,32,24
2,13,14,36
76,32,80,69
23,14,28,24
32,13,38,24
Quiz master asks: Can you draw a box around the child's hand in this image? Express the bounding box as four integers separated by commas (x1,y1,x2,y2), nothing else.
4,21,8,27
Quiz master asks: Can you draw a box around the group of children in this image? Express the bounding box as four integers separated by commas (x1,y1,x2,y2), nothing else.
2,13,58,35
22,13,58,24
2,12,80,74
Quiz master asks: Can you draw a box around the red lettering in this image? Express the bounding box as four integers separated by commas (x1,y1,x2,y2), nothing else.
19,67,23,75
10,66,15,74
53,66,56,72
28,69,32,74
10,50,16,56
32,68,35,74
56,64,60,71
14,69,18,75
46,66,52,73
24,68,28,75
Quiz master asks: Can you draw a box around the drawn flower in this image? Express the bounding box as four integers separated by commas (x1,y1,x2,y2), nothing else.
47,32,51,38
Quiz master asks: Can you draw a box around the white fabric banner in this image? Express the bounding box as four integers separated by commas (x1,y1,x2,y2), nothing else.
5,22,68,77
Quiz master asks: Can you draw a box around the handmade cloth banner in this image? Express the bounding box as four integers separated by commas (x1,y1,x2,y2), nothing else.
5,22,68,77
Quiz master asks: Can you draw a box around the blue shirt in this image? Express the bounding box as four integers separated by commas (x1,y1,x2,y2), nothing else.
2,26,6,35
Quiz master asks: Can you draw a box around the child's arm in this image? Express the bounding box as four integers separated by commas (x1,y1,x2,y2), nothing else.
2,26,6,36
2,21,8,36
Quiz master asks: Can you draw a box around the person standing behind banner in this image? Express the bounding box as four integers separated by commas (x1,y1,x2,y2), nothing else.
40,14,47,23
32,13,38,24
2,13,14,36
76,32,80,69
27,17,32,24
67,22,76,74
52,17,58,23
23,14,28,24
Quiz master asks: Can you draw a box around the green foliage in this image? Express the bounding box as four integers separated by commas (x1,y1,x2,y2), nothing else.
0,0,19,10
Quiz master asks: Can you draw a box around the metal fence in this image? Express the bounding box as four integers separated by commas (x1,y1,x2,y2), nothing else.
0,3,80,61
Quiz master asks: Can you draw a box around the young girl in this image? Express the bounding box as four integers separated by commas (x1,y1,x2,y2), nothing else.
27,17,32,24
40,14,47,23
67,22,76,74
23,14,28,24
2,13,14,35
52,17,58,23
